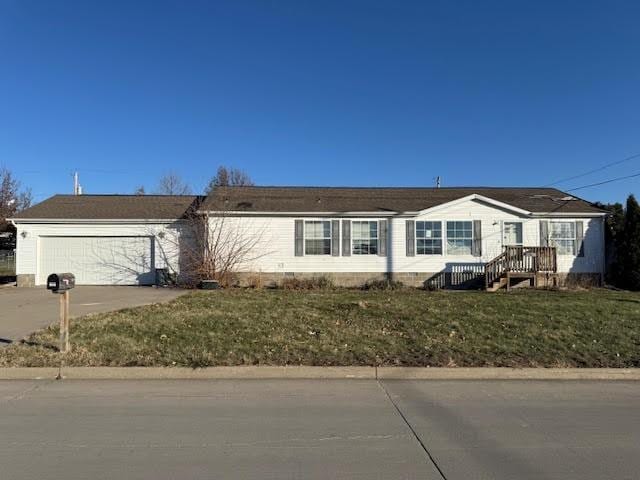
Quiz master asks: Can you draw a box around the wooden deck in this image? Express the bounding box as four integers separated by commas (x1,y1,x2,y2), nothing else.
485,246,557,291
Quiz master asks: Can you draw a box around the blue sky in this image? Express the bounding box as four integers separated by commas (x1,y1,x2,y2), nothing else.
1,0,639,204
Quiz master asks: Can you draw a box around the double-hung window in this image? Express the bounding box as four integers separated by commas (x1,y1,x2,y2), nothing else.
446,221,473,255
549,222,576,255
416,221,442,255
304,220,332,255
352,221,378,255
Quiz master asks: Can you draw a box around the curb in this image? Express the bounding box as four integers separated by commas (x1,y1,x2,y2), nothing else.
0,367,639,380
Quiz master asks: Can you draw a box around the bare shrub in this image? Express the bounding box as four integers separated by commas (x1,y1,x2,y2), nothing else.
155,207,267,288
361,279,405,291
245,273,265,289
280,276,334,290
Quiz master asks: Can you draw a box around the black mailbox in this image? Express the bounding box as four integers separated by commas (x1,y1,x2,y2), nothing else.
47,273,75,293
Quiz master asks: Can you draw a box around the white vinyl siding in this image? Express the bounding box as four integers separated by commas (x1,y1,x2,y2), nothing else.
352,221,378,255
416,221,442,255
203,202,604,275
304,220,332,255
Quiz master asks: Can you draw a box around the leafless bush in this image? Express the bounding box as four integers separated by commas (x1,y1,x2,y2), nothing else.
361,279,405,291
280,276,334,290
245,273,265,289
156,210,267,288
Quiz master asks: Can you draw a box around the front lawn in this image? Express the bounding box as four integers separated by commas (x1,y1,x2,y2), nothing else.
1,289,639,368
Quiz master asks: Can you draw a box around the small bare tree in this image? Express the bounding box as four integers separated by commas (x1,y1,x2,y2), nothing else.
205,166,254,194
0,167,32,229
185,214,265,286
154,204,268,287
155,173,192,195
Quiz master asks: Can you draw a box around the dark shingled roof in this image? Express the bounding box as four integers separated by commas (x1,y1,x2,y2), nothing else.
13,195,200,220
201,186,605,214
12,187,605,220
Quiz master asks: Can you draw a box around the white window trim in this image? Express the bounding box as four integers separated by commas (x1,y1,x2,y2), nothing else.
549,220,576,256
303,219,333,256
445,220,475,256
351,220,379,256
414,220,444,256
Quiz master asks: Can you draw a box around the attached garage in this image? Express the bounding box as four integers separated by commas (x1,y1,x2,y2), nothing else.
10,194,198,287
38,236,155,285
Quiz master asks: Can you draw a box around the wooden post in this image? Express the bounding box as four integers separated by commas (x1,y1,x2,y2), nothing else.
59,291,70,353
64,291,70,353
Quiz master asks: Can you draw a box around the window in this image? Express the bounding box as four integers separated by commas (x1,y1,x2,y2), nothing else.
503,222,523,246
352,221,378,255
549,222,575,255
446,221,473,255
304,220,331,255
416,221,442,255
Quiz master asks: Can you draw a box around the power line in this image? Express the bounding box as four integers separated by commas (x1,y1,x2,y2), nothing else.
544,152,640,187
566,171,640,192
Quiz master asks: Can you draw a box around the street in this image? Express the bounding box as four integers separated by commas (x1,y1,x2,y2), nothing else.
1,379,638,479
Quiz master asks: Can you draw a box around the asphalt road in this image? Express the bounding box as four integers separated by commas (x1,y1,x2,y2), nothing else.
0,286,187,343
1,380,638,479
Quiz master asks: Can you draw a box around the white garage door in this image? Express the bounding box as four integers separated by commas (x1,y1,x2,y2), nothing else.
38,236,155,285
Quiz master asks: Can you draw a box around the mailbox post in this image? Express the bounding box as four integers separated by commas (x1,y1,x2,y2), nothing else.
47,273,75,353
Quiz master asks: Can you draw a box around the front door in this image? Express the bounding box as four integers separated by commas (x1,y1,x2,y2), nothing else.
503,222,523,247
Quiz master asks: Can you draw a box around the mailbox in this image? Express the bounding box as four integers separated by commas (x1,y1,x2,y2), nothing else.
47,273,75,293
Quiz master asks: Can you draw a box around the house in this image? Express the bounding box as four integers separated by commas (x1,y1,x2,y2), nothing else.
10,186,607,289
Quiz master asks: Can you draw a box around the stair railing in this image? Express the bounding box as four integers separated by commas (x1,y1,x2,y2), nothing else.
485,246,557,289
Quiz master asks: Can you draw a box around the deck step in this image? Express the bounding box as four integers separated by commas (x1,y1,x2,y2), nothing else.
486,277,507,292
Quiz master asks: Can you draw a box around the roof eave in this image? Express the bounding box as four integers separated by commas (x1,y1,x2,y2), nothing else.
9,218,186,224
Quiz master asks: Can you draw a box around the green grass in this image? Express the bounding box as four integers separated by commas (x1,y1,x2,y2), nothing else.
0,254,15,277
1,289,639,368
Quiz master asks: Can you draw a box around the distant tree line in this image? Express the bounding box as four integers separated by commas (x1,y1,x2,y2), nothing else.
137,166,254,196
596,194,640,290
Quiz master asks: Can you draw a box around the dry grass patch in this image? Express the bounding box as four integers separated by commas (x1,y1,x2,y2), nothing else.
1,289,639,368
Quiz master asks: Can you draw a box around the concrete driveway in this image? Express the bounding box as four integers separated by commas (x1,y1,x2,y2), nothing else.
0,286,188,344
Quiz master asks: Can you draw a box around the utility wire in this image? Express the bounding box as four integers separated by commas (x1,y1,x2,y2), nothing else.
566,171,640,192
544,152,640,187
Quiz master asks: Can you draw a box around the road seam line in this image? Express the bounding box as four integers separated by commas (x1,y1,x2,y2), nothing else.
376,379,448,480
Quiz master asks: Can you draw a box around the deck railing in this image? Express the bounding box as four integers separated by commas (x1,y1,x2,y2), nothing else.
484,246,557,289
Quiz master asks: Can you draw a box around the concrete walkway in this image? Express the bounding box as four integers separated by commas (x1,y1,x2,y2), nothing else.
0,286,188,344
1,379,638,479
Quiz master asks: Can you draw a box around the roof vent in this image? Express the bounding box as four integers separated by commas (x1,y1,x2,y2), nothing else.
559,196,577,201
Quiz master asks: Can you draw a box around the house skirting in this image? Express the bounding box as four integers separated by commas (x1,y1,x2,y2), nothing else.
234,272,602,289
